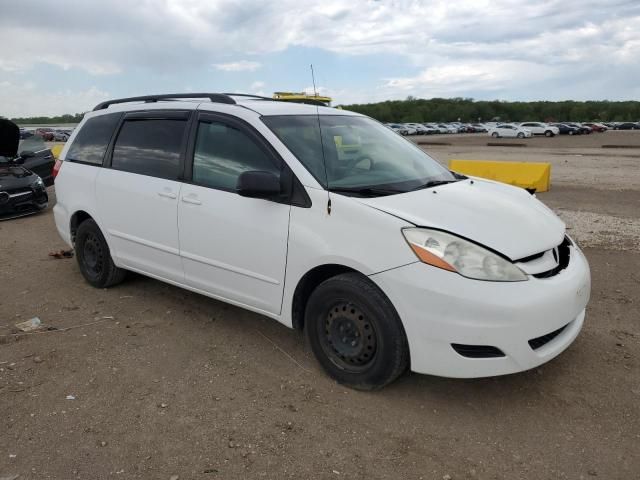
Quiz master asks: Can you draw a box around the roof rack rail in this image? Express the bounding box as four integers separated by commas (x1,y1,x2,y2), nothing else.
92,93,236,111
222,93,278,102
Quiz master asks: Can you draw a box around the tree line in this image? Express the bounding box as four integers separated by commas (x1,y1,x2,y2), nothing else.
7,113,84,125
6,97,640,124
339,97,640,123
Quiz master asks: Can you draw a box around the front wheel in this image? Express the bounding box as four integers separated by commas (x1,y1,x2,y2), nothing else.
544,130,553,137
517,132,525,138
75,219,126,288
491,132,499,138
305,273,409,390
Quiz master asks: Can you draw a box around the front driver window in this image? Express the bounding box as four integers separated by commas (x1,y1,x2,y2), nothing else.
193,121,280,191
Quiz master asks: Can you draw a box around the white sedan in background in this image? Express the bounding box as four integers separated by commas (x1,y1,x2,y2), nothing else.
488,124,532,139
520,122,560,137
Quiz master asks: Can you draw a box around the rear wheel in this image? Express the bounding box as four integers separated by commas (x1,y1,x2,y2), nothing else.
305,273,409,390
75,219,126,288
517,132,525,138
491,132,499,138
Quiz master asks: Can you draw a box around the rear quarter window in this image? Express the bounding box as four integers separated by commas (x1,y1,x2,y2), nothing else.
66,113,121,165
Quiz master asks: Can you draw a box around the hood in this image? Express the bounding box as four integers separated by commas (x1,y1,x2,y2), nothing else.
0,119,20,158
0,166,36,191
358,178,565,260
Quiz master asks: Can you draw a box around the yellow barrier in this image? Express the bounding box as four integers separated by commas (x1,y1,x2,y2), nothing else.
449,159,551,192
50,144,63,159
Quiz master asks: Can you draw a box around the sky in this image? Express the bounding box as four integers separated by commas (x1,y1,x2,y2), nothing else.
1,0,640,117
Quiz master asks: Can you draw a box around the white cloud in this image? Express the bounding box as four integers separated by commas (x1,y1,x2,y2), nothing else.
213,61,262,72
0,83,109,118
1,0,639,106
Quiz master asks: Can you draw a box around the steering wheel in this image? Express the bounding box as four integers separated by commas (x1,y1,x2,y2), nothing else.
344,155,375,172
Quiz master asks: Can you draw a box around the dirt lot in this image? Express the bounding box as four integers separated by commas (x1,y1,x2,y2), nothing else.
1,132,639,479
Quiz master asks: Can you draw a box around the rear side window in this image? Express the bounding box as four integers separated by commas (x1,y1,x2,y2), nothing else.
192,121,279,191
111,119,187,180
66,113,121,165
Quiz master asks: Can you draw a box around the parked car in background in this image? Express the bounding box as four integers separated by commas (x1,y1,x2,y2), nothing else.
550,123,579,135
35,127,55,141
386,123,409,135
583,123,607,133
420,124,439,135
19,128,34,139
53,130,71,141
405,123,431,135
563,123,591,135
519,122,559,137
17,134,56,185
613,122,639,130
437,124,457,134
471,123,488,132
488,124,532,138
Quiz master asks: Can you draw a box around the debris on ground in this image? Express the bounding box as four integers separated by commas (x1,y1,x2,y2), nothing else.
48,249,74,259
14,317,43,332
66,395,76,400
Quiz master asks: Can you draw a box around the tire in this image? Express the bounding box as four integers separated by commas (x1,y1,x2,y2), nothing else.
305,273,409,390
544,130,553,137
75,219,126,288
569,131,574,135
517,132,525,138
491,132,499,138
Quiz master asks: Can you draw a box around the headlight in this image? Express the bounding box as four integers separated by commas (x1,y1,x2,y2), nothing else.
35,177,44,187
402,228,528,282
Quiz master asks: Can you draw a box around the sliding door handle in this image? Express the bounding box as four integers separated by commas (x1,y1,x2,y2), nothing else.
181,196,201,205
158,191,177,199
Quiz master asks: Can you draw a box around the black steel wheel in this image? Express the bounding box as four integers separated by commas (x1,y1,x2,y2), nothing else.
321,301,378,372
75,219,126,288
305,272,409,390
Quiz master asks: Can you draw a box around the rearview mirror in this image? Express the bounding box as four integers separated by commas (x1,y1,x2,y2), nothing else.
236,170,281,199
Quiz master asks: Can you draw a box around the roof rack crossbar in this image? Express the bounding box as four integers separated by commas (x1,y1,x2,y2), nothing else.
93,93,236,111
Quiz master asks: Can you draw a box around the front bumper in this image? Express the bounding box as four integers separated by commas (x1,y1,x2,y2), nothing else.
371,245,591,378
0,187,48,220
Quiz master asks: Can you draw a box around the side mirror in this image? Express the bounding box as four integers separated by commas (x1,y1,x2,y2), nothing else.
236,170,281,199
19,150,35,159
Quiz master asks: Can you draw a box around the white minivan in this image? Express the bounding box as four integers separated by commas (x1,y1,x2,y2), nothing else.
53,93,591,390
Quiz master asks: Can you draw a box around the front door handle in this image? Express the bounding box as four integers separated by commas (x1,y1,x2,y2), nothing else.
181,195,201,205
158,191,177,199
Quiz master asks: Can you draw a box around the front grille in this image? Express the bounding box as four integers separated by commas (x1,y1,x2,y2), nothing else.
451,344,505,358
528,324,567,350
532,237,571,279
5,186,32,195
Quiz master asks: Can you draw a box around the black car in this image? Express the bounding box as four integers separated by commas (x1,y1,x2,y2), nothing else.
550,123,579,135
563,123,591,135
0,119,49,220
613,122,640,130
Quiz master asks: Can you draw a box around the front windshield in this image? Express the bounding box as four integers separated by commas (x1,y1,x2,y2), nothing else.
262,115,454,195
19,135,47,155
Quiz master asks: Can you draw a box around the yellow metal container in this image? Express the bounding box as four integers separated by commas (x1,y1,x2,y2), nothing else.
448,159,551,192
50,144,64,159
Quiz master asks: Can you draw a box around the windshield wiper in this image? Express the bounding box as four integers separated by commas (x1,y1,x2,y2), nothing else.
409,179,459,191
328,186,402,197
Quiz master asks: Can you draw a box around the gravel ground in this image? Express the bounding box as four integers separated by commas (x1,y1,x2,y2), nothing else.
1,132,639,479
